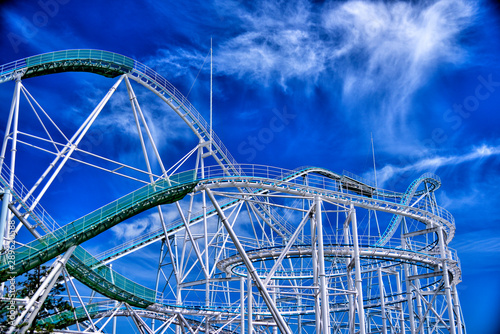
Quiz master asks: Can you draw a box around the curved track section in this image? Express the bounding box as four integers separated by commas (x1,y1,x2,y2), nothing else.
0,49,238,169
38,302,234,334
0,171,196,281
374,173,441,247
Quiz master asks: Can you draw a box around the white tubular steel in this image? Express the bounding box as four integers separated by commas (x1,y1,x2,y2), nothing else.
0,50,466,334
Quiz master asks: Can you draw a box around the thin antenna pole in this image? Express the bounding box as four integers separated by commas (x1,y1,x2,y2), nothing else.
210,38,213,149
371,132,378,195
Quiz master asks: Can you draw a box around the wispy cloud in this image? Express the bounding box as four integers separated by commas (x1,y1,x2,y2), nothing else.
2,7,86,55
154,0,476,90
374,144,500,187
145,48,208,78
214,0,324,88
453,233,500,253
149,0,477,144
324,0,475,132
111,214,160,240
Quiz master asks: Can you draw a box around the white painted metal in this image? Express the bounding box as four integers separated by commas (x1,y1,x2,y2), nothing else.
0,51,467,334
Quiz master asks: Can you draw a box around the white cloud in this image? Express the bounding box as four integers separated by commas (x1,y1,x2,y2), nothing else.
111,214,160,240
145,48,208,78
111,208,180,241
151,0,475,91
373,144,500,187
324,0,475,131
148,0,476,143
452,234,500,254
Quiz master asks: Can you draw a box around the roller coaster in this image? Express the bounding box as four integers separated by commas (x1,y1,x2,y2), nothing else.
0,50,466,334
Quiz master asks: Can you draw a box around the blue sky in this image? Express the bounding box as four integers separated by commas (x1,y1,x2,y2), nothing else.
1,0,500,333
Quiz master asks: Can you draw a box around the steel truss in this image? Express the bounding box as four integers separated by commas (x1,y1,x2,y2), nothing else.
0,50,466,334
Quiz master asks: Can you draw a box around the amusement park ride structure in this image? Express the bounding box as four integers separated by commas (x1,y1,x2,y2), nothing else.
0,50,466,334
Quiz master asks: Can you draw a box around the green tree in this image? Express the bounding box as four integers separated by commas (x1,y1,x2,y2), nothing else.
0,265,73,333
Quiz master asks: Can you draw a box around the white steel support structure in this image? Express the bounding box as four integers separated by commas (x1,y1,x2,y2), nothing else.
0,76,20,249
0,50,467,334
438,227,457,334
312,196,330,334
350,204,366,334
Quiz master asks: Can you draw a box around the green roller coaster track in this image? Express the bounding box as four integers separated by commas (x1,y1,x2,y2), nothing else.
0,171,197,307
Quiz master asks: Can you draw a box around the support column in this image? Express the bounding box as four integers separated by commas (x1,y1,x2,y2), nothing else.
413,264,424,334
7,78,20,189
350,204,366,334
240,277,245,334
0,77,21,169
311,202,321,334
343,212,355,333
0,77,21,250
272,280,278,334
402,226,416,334
378,269,387,334
452,283,464,334
396,271,406,334
316,196,330,334
248,274,253,334
111,264,118,334
0,188,10,249
203,190,210,333
438,227,457,334
404,264,416,333
176,279,182,334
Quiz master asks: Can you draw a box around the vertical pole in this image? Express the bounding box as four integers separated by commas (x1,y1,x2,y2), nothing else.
343,214,355,333
438,227,457,334
413,264,424,334
371,133,378,198
0,78,21,248
378,269,387,334
0,78,20,170
203,190,209,307
0,188,10,250
452,283,464,334
176,235,182,334
210,38,213,150
350,204,366,334
202,188,210,333
240,277,245,334
272,280,278,334
297,293,302,334
404,266,416,333
311,203,321,334
396,271,405,334
248,275,253,334
316,196,330,333
110,264,117,334
8,78,20,189
0,78,21,282
402,223,416,334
